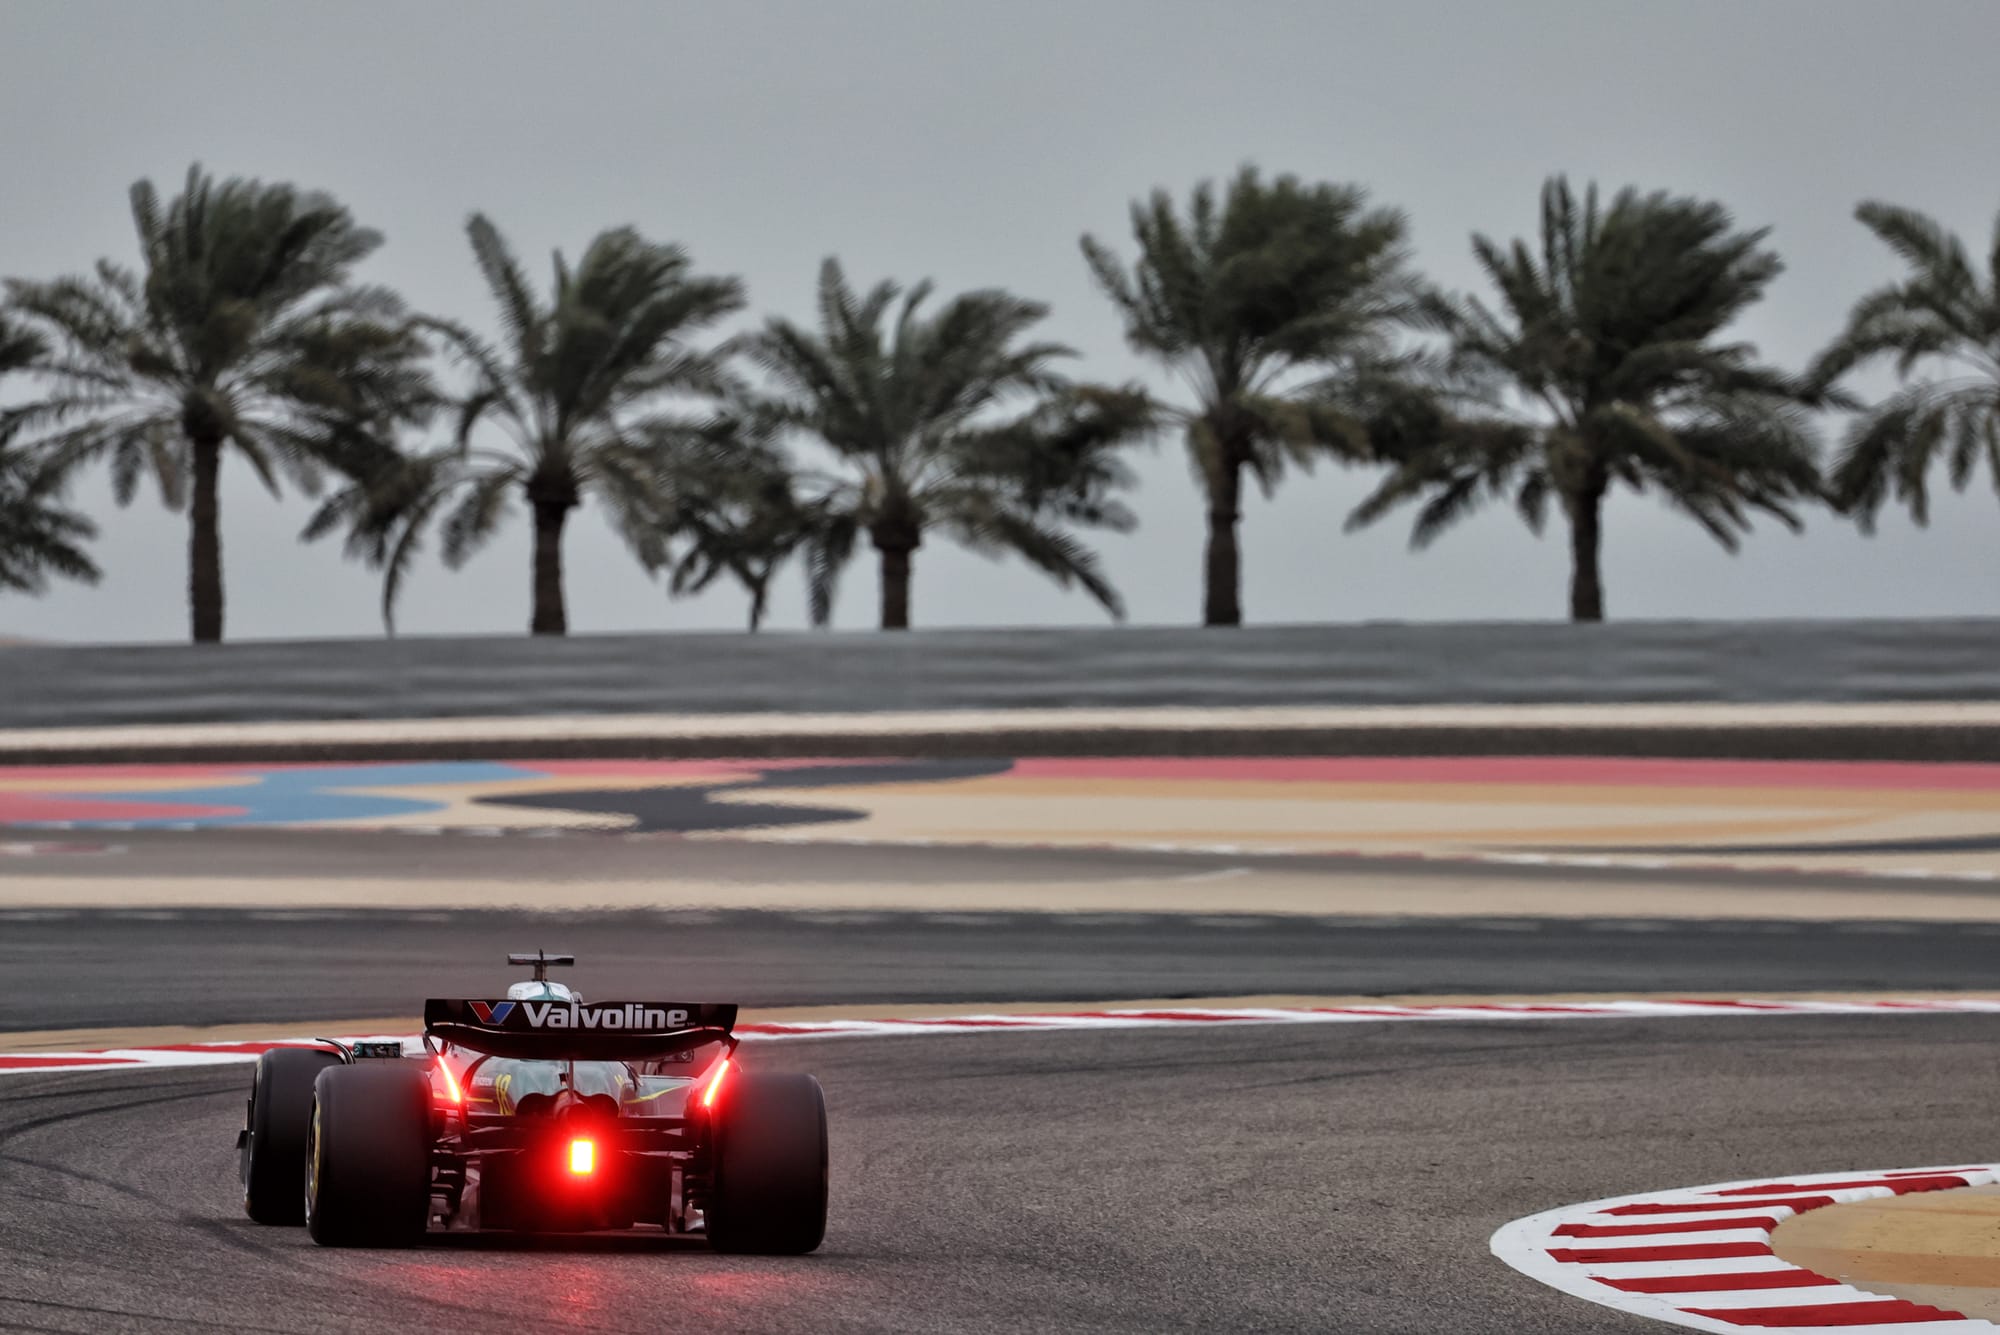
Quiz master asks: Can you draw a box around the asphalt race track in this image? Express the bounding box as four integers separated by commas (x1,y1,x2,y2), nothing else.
5,1018,1999,1333
9,833,2000,1331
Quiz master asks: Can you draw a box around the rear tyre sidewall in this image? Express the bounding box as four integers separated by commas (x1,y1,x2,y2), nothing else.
707,1071,828,1255
242,1047,342,1225
304,1063,433,1247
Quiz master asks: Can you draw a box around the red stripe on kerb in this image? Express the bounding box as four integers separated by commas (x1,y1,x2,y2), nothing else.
0,1055,141,1069
1039,1010,1249,1023
140,1041,339,1056
1425,1003,1612,1015
1714,1175,1968,1196
1667,999,1798,1011
1685,1297,1967,1326
1546,1241,1772,1264
1599,1270,1840,1294
1599,1197,1837,1216
1555,1216,1780,1238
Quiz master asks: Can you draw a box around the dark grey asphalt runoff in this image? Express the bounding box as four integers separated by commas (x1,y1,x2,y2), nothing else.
13,618,2000,729
10,906,2000,1033
5,1016,1997,1333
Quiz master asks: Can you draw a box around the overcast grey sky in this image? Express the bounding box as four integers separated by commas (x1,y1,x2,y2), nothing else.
2,0,1997,643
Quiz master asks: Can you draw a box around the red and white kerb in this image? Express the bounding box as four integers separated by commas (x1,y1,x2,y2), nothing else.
9,997,2000,1077
1492,1165,2000,1332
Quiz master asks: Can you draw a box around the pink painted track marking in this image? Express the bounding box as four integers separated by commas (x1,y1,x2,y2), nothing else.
0,795,247,823
1007,755,2000,790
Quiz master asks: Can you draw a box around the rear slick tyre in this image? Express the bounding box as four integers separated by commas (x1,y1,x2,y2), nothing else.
242,1046,342,1225
706,1071,828,1255
304,1063,433,1247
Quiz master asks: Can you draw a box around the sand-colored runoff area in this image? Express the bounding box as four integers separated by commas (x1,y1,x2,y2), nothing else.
1772,1183,2000,1321
17,752,2000,878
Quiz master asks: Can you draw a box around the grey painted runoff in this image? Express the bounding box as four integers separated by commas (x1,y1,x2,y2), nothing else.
8,619,2000,729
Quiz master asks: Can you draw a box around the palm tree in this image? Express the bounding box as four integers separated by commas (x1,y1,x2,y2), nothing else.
0,319,98,596
0,449,100,598
306,214,744,635
660,413,826,631
1810,201,2000,529
747,258,1151,630
1081,165,1423,626
1347,177,1824,622
5,164,429,642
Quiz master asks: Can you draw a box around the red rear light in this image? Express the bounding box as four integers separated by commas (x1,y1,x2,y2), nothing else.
435,1058,463,1105
700,1056,732,1111
568,1138,596,1175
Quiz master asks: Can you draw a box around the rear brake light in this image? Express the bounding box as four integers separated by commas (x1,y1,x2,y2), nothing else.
435,1058,463,1104
568,1138,595,1175
700,1056,732,1111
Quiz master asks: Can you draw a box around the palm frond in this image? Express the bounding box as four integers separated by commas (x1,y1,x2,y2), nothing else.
805,510,860,628
1368,174,1819,588
465,214,545,370
1811,201,2000,530
0,445,102,593
1830,379,1997,528
934,491,1125,619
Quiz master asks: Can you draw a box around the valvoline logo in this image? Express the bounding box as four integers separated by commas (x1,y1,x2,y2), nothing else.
460,999,693,1030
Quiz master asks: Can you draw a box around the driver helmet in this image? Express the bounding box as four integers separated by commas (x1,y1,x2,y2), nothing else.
506,978,581,1003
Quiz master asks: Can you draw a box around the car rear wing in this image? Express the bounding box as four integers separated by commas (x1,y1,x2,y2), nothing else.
423,998,737,1061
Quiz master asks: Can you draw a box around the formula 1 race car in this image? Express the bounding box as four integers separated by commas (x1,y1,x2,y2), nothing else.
236,952,827,1252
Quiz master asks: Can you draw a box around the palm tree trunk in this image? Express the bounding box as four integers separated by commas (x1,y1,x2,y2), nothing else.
188,432,225,643
878,543,914,630
864,515,916,631
1567,473,1608,623
530,499,570,636
1202,452,1244,627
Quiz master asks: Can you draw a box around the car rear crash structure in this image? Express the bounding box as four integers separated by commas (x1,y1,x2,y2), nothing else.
236,953,828,1252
